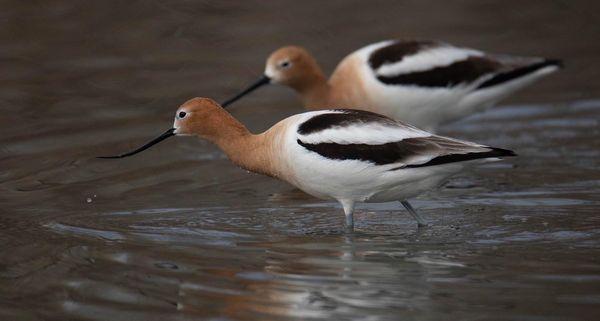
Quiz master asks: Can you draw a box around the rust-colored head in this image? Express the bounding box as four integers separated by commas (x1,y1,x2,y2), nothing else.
97,97,245,159
220,46,327,108
265,46,323,88
174,97,245,141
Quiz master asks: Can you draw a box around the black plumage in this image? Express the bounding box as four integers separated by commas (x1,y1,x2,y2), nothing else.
375,56,501,88
297,109,399,135
367,40,561,90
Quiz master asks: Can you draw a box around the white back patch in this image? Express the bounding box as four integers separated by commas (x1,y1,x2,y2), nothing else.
375,46,484,77
297,113,431,145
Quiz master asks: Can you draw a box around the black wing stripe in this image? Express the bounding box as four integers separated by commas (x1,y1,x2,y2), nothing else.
376,56,501,88
476,59,563,90
297,110,396,135
399,147,516,169
368,40,435,70
298,139,421,166
297,138,515,168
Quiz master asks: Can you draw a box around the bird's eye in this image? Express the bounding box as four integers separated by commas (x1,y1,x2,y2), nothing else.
178,111,187,119
280,61,291,68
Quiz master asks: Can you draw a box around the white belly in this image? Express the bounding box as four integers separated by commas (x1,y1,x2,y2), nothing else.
287,154,466,204
366,85,470,130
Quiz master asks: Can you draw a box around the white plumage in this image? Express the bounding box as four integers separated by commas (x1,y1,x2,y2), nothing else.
374,44,484,76
296,111,430,145
338,40,561,131
273,109,515,229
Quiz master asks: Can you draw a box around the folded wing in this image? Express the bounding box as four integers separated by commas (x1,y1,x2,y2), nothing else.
367,40,561,90
296,110,515,169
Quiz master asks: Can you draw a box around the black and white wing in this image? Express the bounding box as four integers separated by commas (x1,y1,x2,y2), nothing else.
295,109,515,170
366,40,561,90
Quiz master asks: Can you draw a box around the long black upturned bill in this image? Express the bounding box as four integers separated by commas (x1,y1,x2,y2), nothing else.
221,75,270,108
97,128,176,159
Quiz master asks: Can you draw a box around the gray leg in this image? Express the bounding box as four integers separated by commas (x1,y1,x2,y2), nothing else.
340,200,355,232
400,200,427,227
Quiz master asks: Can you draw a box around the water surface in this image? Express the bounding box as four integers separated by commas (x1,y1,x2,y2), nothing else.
1,1,600,320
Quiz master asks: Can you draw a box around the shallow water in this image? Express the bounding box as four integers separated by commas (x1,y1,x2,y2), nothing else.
1,1,600,320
